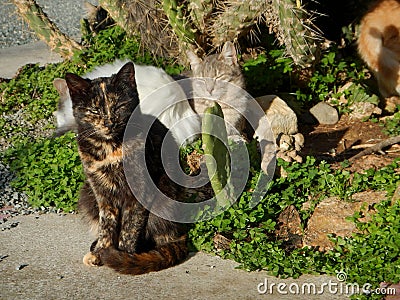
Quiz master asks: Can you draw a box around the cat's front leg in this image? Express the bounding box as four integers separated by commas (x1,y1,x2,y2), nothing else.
83,201,120,267
118,200,149,254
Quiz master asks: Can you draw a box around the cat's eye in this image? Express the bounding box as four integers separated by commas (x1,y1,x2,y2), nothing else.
88,108,100,114
114,102,128,111
215,74,226,81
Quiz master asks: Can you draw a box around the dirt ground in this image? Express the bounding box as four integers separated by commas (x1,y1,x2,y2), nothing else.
300,115,400,173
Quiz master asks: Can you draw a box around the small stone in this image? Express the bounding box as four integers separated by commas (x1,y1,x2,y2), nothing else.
278,134,293,151
287,150,298,159
0,254,8,261
349,102,382,119
293,133,305,151
309,102,339,125
392,183,400,206
16,263,29,270
293,155,303,163
276,151,292,162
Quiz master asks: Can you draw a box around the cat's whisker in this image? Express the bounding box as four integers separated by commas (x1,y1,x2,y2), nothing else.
76,128,98,142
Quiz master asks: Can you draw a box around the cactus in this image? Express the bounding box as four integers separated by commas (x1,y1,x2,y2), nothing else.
112,0,180,58
208,0,269,47
269,0,321,68
12,0,82,59
202,103,231,207
12,0,323,67
163,0,196,44
188,0,213,33
97,0,127,30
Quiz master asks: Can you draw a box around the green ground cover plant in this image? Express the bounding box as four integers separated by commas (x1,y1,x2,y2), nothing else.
1,25,399,299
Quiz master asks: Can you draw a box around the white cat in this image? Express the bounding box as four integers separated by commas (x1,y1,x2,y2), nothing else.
54,59,201,145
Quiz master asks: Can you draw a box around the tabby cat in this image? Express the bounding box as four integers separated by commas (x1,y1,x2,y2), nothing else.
65,62,187,274
358,0,400,110
186,42,248,138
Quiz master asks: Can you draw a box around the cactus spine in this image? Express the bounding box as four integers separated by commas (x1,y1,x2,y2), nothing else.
12,0,323,67
188,0,213,32
163,0,196,44
97,0,128,30
270,0,321,68
209,0,269,47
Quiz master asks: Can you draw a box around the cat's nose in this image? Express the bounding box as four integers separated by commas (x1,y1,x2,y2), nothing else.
206,83,214,94
104,120,113,129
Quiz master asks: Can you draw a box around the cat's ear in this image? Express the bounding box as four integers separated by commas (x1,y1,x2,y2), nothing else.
186,50,202,71
65,73,91,102
220,41,238,66
114,62,136,88
53,78,68,96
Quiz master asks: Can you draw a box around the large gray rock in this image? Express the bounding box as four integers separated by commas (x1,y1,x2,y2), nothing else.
309,102,339,125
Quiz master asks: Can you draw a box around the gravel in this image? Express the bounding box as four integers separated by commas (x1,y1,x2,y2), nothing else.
0,0,94,219
0,0,97,48
0,159,67,229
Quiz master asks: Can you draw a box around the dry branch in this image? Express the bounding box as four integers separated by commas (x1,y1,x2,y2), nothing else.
349,135,400,162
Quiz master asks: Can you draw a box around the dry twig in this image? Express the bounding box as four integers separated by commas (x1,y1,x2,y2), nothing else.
349,135,400,162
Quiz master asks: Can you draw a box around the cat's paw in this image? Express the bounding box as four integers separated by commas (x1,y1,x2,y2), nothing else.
83,251,102,267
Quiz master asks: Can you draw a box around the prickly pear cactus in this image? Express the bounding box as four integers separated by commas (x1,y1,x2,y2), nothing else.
108,0,181,58
14,0,322,67
201,103,231,207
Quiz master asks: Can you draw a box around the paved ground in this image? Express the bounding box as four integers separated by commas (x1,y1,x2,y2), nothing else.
0,42,350,300
1,213,348,300
0,41,62,78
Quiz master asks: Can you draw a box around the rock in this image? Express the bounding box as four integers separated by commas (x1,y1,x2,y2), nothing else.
303,190,386,250
309,102,339,125
213,233,231,252
255,95,304,172
293,133,304,151
255,95,298,138
275,205,303,250
277,134,293,151
349,101,382,119
384,95,400,113
380,282,400,300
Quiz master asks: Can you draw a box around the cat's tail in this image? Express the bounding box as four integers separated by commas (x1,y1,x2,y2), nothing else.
98,236,188,275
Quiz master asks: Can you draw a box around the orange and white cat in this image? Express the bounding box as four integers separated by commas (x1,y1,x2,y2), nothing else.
358,0,400,110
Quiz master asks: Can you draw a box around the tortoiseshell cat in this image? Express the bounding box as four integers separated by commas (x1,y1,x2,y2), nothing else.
65,62,187,274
